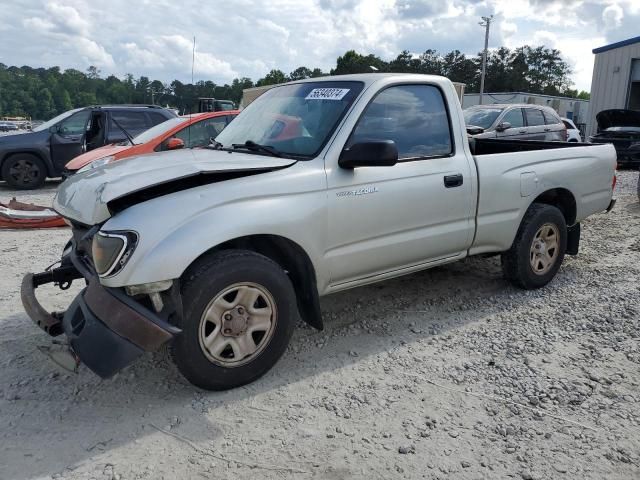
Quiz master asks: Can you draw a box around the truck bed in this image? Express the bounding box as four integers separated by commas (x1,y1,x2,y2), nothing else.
469,140,616,256
470,138,596,156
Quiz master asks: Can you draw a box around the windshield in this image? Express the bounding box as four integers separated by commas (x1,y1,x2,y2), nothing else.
463,107,504,129
215,81,364,158
132,117,187,144
33,108,83,132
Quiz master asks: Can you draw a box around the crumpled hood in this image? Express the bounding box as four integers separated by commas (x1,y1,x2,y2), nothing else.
54,148,297,225
596,109,640,131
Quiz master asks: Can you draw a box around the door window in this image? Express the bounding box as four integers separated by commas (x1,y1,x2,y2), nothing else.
501,108,524,128
348,84,452,160
57,110,91,136
524,108,545,126
542,110,561,125
170,116,229,149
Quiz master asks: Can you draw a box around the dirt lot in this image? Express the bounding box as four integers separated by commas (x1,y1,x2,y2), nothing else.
0,172,639,480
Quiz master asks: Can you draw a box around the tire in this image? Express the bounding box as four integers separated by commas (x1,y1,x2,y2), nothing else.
171,250,297,390
501,203,567,289
1,153,47,189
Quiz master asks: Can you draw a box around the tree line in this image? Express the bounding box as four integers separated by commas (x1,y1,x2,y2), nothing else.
0,45,588,121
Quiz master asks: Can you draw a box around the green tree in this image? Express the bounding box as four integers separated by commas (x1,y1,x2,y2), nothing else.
332,50,387,75
289,66,313,81
256,69,288,86
35,88,55,119
0,44,578,120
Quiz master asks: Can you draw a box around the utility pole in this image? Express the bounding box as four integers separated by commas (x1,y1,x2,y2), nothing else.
479,15,493,105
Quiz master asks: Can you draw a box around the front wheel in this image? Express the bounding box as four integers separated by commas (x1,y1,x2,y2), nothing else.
171,250,297,390
501,203,567,289
1,153,46,189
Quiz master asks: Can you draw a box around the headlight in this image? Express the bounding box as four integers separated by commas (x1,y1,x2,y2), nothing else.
77,155,115,174
92,230,138,277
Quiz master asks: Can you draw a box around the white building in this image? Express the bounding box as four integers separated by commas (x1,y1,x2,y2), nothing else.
587,36,640,137
462,92,589,130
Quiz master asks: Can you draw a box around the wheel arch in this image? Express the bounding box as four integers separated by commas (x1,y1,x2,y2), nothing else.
530,187,577,226
0,150,53,177
183,234,324,330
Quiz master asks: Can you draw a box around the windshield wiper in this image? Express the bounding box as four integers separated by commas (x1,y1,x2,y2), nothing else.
207,139,224,149
231,140,283,158
111,117,134,145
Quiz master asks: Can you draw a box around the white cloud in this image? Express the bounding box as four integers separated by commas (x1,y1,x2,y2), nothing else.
500,21,518,38
44,2,90,36
4,0,640,92
602,3,624,29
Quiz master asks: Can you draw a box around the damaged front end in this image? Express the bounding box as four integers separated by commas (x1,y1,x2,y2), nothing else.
21,224,181,378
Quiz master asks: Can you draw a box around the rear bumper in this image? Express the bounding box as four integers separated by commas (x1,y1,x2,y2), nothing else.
21,249,179,378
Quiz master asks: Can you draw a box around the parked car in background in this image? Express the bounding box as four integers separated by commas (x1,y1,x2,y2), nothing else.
0,105,177,189
562,117,582,142
65,111,239,174
0,122,19,132
23,74,616,390
464,104,567,141
589,109,640,169
197,98,236,112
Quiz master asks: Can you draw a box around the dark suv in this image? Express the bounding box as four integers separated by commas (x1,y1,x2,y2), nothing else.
0,105,176,189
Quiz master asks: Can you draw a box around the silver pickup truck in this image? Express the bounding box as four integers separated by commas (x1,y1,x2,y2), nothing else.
22,74,617,390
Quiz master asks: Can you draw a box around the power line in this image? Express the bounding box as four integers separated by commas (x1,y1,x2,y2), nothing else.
479,15,493,105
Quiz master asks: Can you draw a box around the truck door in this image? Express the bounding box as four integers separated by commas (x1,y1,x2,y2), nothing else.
50,109,91,172
325,84,475,285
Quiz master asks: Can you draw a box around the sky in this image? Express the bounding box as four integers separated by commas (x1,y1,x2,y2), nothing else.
2,0,639,92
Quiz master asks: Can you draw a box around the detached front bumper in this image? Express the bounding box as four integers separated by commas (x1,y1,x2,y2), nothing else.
21,249,180,378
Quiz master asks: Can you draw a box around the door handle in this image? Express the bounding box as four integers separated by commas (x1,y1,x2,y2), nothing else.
544,128,551,132
518,130,527,134
444,173,463,188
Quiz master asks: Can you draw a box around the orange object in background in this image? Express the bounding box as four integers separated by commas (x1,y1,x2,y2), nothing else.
0,198,67,229
65,111,238,174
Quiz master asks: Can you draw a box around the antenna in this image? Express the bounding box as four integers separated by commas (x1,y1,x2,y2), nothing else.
188,36,195,148
478,15,493,105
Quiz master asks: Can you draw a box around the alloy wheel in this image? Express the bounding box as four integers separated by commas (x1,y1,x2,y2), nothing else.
529,223,560,275
198,282,277,367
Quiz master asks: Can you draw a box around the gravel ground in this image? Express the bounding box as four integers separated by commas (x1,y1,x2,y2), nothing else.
0,171,638,480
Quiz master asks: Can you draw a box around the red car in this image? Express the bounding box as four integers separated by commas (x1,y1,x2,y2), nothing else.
65,110,238,173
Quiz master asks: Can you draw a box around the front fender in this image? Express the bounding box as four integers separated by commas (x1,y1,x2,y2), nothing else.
99,177,328,290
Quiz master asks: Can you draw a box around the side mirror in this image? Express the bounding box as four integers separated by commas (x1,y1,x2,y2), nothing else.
165,137,185,151
339,140,398,169
49,125,59,134
495,121,512,132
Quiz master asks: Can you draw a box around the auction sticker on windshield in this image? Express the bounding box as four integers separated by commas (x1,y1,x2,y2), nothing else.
305,88,350,101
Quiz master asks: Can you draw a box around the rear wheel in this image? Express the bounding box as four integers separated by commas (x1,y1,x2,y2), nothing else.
501,203,567,289
1,153,46,189
171,250,297,390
